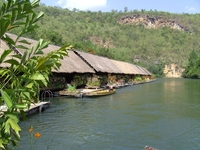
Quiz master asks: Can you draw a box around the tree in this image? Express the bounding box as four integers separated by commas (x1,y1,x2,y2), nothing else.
41,29,63,46
124,7,128,13
182,50,200,78
188,50,198,66
147,64,165,77
0,0,71,149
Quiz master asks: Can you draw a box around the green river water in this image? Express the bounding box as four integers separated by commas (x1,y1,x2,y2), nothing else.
16,78,200,150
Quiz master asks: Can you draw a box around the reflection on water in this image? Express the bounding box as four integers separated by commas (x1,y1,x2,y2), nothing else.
16,78,200,150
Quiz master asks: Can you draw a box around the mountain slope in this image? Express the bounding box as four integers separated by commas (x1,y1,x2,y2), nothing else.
9,4,200,76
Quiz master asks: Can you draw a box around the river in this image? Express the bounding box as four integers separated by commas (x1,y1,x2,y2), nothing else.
16,78,200,150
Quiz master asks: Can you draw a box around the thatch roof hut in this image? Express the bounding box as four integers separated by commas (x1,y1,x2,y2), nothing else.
1,33,152,76
0,33,95,73
130,64,143,75
53,50,95,73
141,67,152,76
74,50,122,74
136,65,148,75
110,59,139,74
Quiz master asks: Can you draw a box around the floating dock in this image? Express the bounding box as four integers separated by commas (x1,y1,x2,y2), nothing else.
0,101,50,117
24,101,50,116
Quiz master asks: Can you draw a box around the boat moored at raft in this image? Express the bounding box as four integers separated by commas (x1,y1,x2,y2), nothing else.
83,89,116,97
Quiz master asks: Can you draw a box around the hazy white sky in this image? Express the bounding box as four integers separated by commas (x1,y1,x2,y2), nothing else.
40,0,200,14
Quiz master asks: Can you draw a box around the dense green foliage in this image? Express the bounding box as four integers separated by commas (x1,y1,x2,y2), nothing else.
0,0,69,148
147,64,165,78
2,2,200,77
182,51,200,78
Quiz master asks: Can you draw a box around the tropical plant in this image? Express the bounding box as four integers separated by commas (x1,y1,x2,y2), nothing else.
134,77,143,82
182,50,200,78
147,64,165,77
0,0,70,149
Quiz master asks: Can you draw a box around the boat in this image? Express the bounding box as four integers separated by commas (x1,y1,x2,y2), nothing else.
83,89,116,97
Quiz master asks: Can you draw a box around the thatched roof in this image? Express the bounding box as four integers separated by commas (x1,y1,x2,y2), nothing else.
5,33,61,55
53,50,95,73
1,33,152,75
130,64,143,75
110,59,139,74
136,65,148,75
0,33,95,73
75,50,122,74
141,67,152,75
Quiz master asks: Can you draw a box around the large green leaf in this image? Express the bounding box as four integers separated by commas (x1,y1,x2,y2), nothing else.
33,11,44,23
0,18,10,38
15,45,28,50
21,92,31,100
16,103,28,110
31,0,40,8
1,2,6,15
25,82,34,88
0,139,5,149
19,50,28,64
30,72,45,80
0,50,12,64
12,54,22,60
2,34,15,45
1,89,12,108
35,39,49,53
18,39,31,45
0,69,10,78
5,112,19,122
5,118,21,137
39,78,48,87
12,21,25,26
4,59,19,66
36,57,48,70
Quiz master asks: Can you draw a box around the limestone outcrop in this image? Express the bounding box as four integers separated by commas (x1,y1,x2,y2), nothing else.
118,15,188,31
163,64,185,78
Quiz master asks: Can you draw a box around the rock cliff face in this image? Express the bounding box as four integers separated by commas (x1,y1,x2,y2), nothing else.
118,15,187,77
118,15,188,31
163,64,184,78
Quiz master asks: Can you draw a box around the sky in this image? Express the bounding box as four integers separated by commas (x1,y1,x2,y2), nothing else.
40,0,200,14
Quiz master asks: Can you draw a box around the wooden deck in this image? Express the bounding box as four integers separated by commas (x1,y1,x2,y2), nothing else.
0,101,50,116
24,101,50,116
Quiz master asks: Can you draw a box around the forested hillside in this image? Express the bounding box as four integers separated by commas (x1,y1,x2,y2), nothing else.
4,2,200,77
